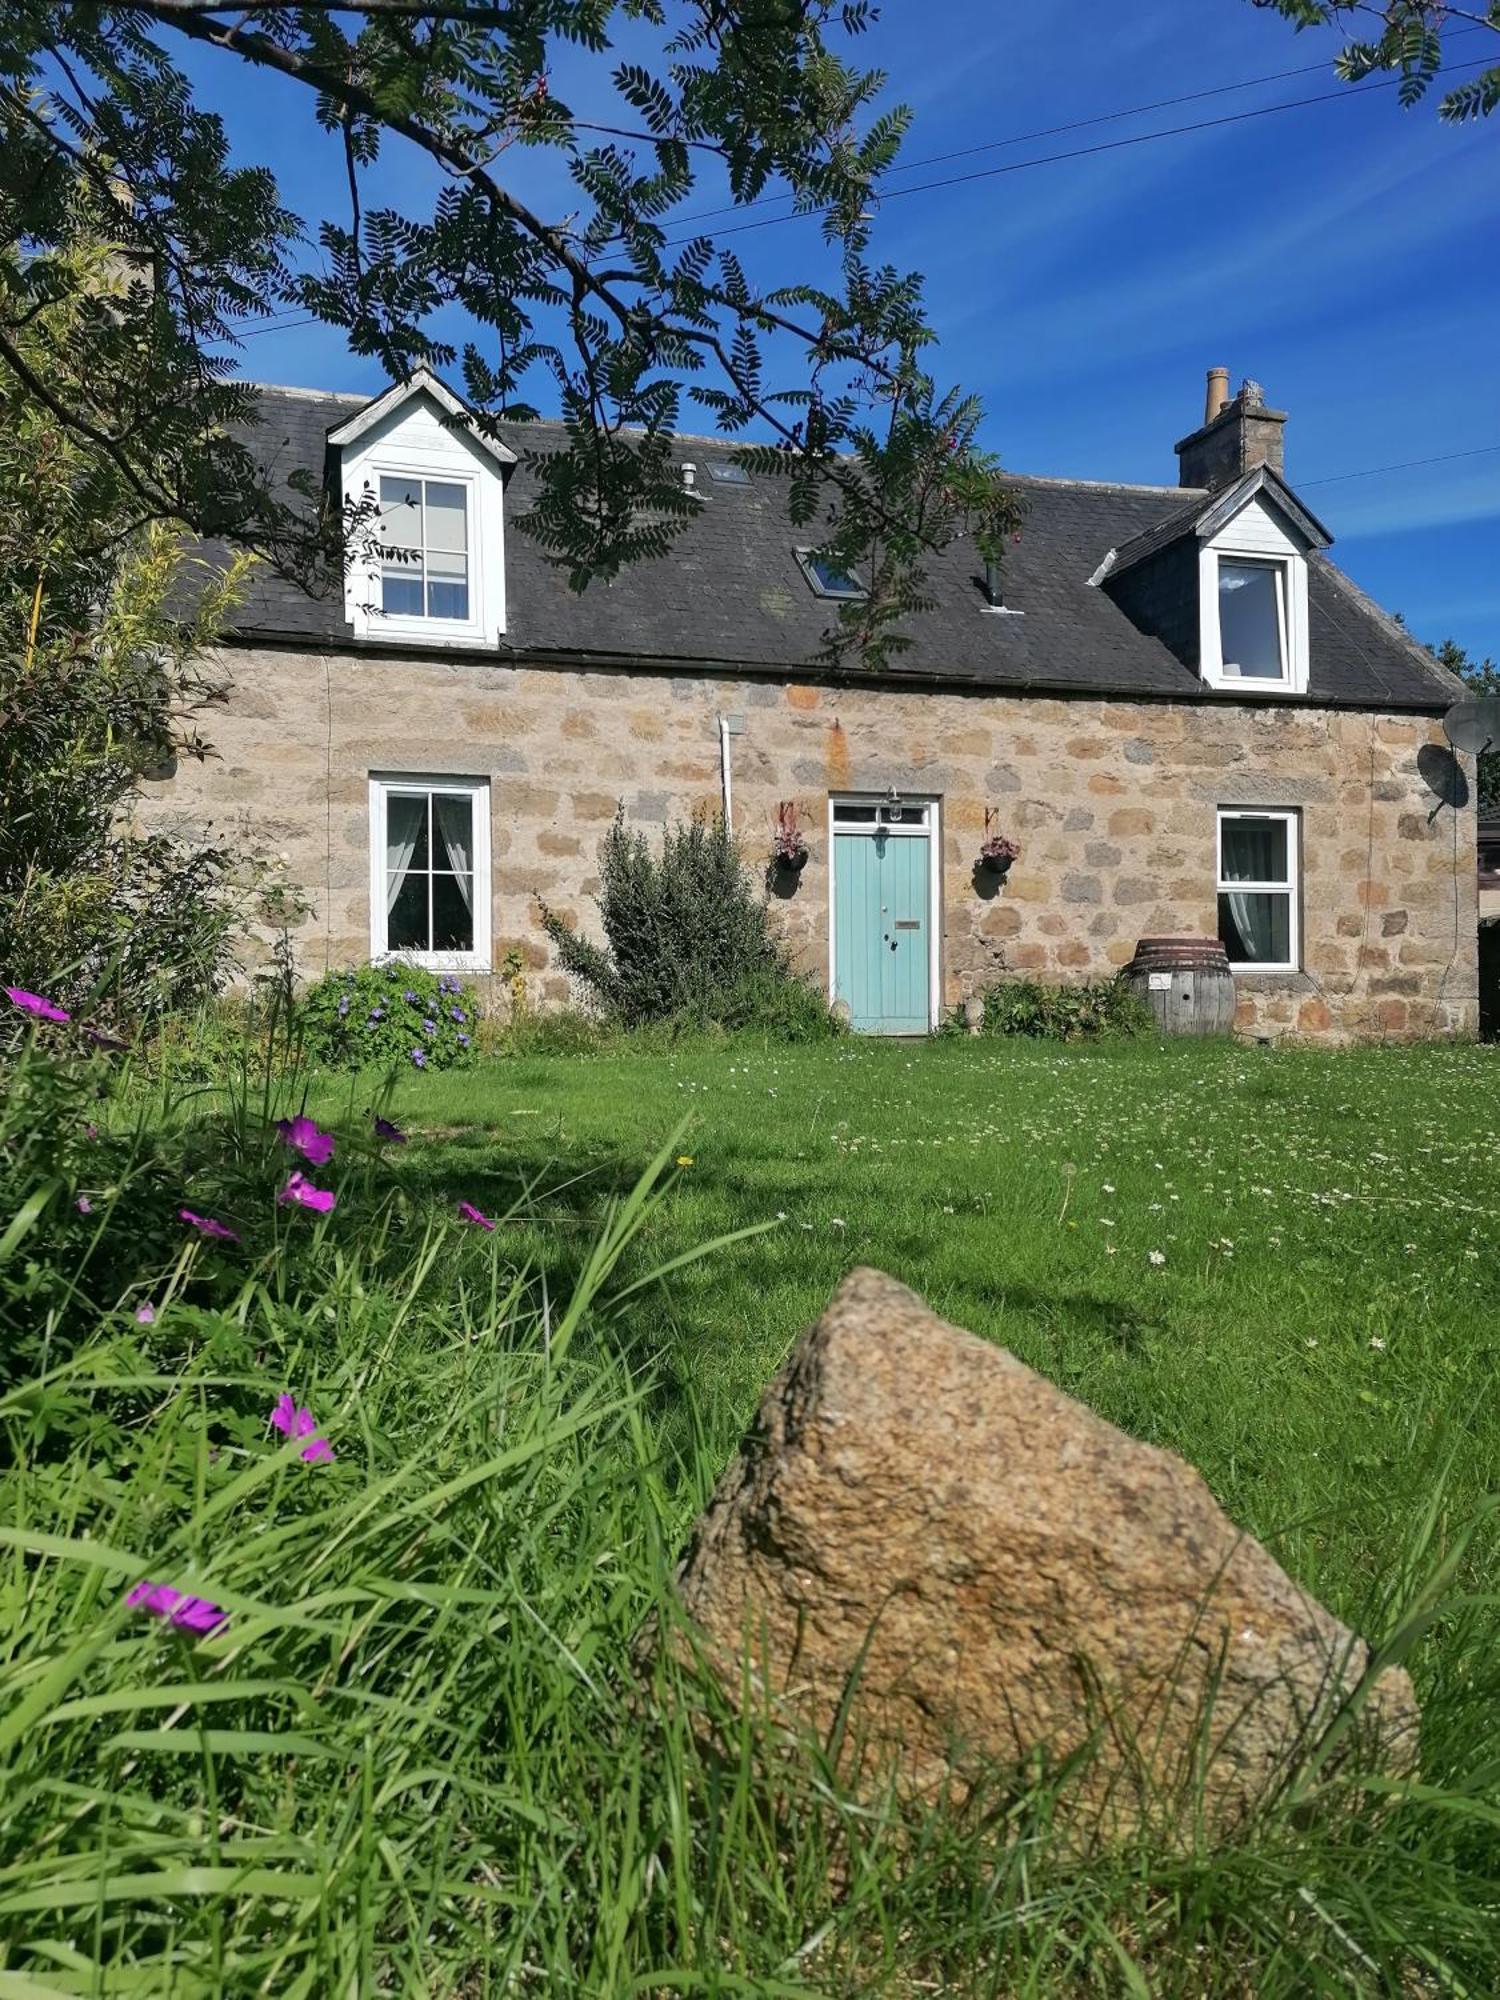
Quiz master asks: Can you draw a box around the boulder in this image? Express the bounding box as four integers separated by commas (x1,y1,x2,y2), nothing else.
670,1269,1417,1843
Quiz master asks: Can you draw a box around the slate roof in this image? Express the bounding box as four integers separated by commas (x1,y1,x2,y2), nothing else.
223,382,1462,712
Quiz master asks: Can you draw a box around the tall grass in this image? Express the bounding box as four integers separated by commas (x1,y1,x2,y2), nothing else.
2,1028,1499,1992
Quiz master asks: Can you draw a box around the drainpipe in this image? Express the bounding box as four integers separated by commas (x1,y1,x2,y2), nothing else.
718,713,733,832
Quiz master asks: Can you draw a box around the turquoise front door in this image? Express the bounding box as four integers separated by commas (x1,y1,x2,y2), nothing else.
834,828,932,1033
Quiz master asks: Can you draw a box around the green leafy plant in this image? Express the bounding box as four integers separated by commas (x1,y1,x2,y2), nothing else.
962,976,1154,1042
301,963,480,1073
541,808,840,1038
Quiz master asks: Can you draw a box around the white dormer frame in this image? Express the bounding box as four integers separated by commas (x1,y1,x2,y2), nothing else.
330,369,515,650
1194,468,1329,698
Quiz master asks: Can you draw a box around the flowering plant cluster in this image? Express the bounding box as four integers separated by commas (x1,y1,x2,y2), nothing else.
301,963,480,1073
127,1388,337,1639
978,833,1020,868
771,801,809,869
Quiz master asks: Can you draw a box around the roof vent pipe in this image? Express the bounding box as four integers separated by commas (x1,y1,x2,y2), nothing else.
681,462,697,490
1205,367,1230,424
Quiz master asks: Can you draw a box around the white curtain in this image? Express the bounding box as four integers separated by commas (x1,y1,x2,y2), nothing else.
385,795,424,914
1226,891,1279,960
434,794,472,911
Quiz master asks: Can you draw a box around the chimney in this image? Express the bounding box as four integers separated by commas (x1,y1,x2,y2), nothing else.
1176,370,1287,490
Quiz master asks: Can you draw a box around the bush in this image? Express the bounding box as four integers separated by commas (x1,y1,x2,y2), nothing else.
540,808,840,1037
965,976,1153,1041
301,962,480,1072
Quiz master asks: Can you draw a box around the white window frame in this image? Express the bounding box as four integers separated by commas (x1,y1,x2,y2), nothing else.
1216,807,1300,975
826,794,942,1031
1198,537,1309,695
358,458,487,647
373,470,476,630
368,773,492,973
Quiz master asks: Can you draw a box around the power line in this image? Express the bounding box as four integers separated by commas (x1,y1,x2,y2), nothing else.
1301,444,1500,487
663,56,1495,246
670,29,1488,232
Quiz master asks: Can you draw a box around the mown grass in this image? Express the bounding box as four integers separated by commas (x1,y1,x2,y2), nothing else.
3,1029,1499,1994
376,1036,1500,1619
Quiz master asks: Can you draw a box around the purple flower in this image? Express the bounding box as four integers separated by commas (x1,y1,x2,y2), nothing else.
180,1208,239,1243
373,1114,407,1144
403,989,419,1005
270,1391,335,1463
278,1172,336,1215
337,996,351,1017
275,1115,335,1167
125,1581,228,1635
448,1006,466,1024
4,986,70,1023
135,1302,157,1325
458,1200,494,1231
75,1195,93,1215
410,1047,426,1069
368,1007,385,1023
457,1033,470,1048
421,1017,437,1036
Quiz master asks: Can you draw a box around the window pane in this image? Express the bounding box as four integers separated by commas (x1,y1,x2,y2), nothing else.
426,579,470,620
387,871,430,951
1220,816,1288,885
1218,891,1290,965
379,477,422,553
425,482,467,553
432,872,474,952
833,803,878,823
806,554,863,598
381,567,424,617
386,792,430,873
1218,561,1283,678
426,542,469,621
431,793,472,874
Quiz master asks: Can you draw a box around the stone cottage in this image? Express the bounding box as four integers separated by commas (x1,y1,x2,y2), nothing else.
150,365,1477,1039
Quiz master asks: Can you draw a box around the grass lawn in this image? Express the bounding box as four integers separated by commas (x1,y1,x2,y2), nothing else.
379,1034,1500,1630
10,1030,1500,1993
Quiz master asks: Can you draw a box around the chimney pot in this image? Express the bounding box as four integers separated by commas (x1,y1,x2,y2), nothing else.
1205,366,1230,423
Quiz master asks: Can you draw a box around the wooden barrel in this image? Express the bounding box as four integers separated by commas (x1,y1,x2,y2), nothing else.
1122,936,1236,1037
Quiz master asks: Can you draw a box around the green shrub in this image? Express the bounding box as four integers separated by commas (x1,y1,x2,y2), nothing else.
540,808,840,1038
965,976,1153,1041
302,962,480,1072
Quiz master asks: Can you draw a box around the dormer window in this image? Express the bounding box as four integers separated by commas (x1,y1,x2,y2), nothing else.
330,367,514,649
1216,557,1287,680
380,476,470,621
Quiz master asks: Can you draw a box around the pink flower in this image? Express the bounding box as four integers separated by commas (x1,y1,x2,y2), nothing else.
275,1115,335,1167
125,1581,228,1634
277,1172,336,1215
373,1114,407,1144
458,1201,494,1231
270,1391,335,1463
4,986,70,1023
180,1208,239,1243
75,1195,93,1215
134,1302,157,1325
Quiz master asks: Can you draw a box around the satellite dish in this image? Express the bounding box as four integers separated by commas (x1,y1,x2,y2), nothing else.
1443,698,1500,756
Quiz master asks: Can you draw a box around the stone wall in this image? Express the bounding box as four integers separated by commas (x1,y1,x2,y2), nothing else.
143,644,1478,1041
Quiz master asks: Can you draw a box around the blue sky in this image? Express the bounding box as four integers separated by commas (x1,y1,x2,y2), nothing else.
190,0,1499,659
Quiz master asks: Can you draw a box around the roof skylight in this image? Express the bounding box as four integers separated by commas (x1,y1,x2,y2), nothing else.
797,550,865,601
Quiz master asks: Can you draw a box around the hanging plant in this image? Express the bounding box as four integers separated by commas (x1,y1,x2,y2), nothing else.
978,809,1019,878
772,799,809,872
